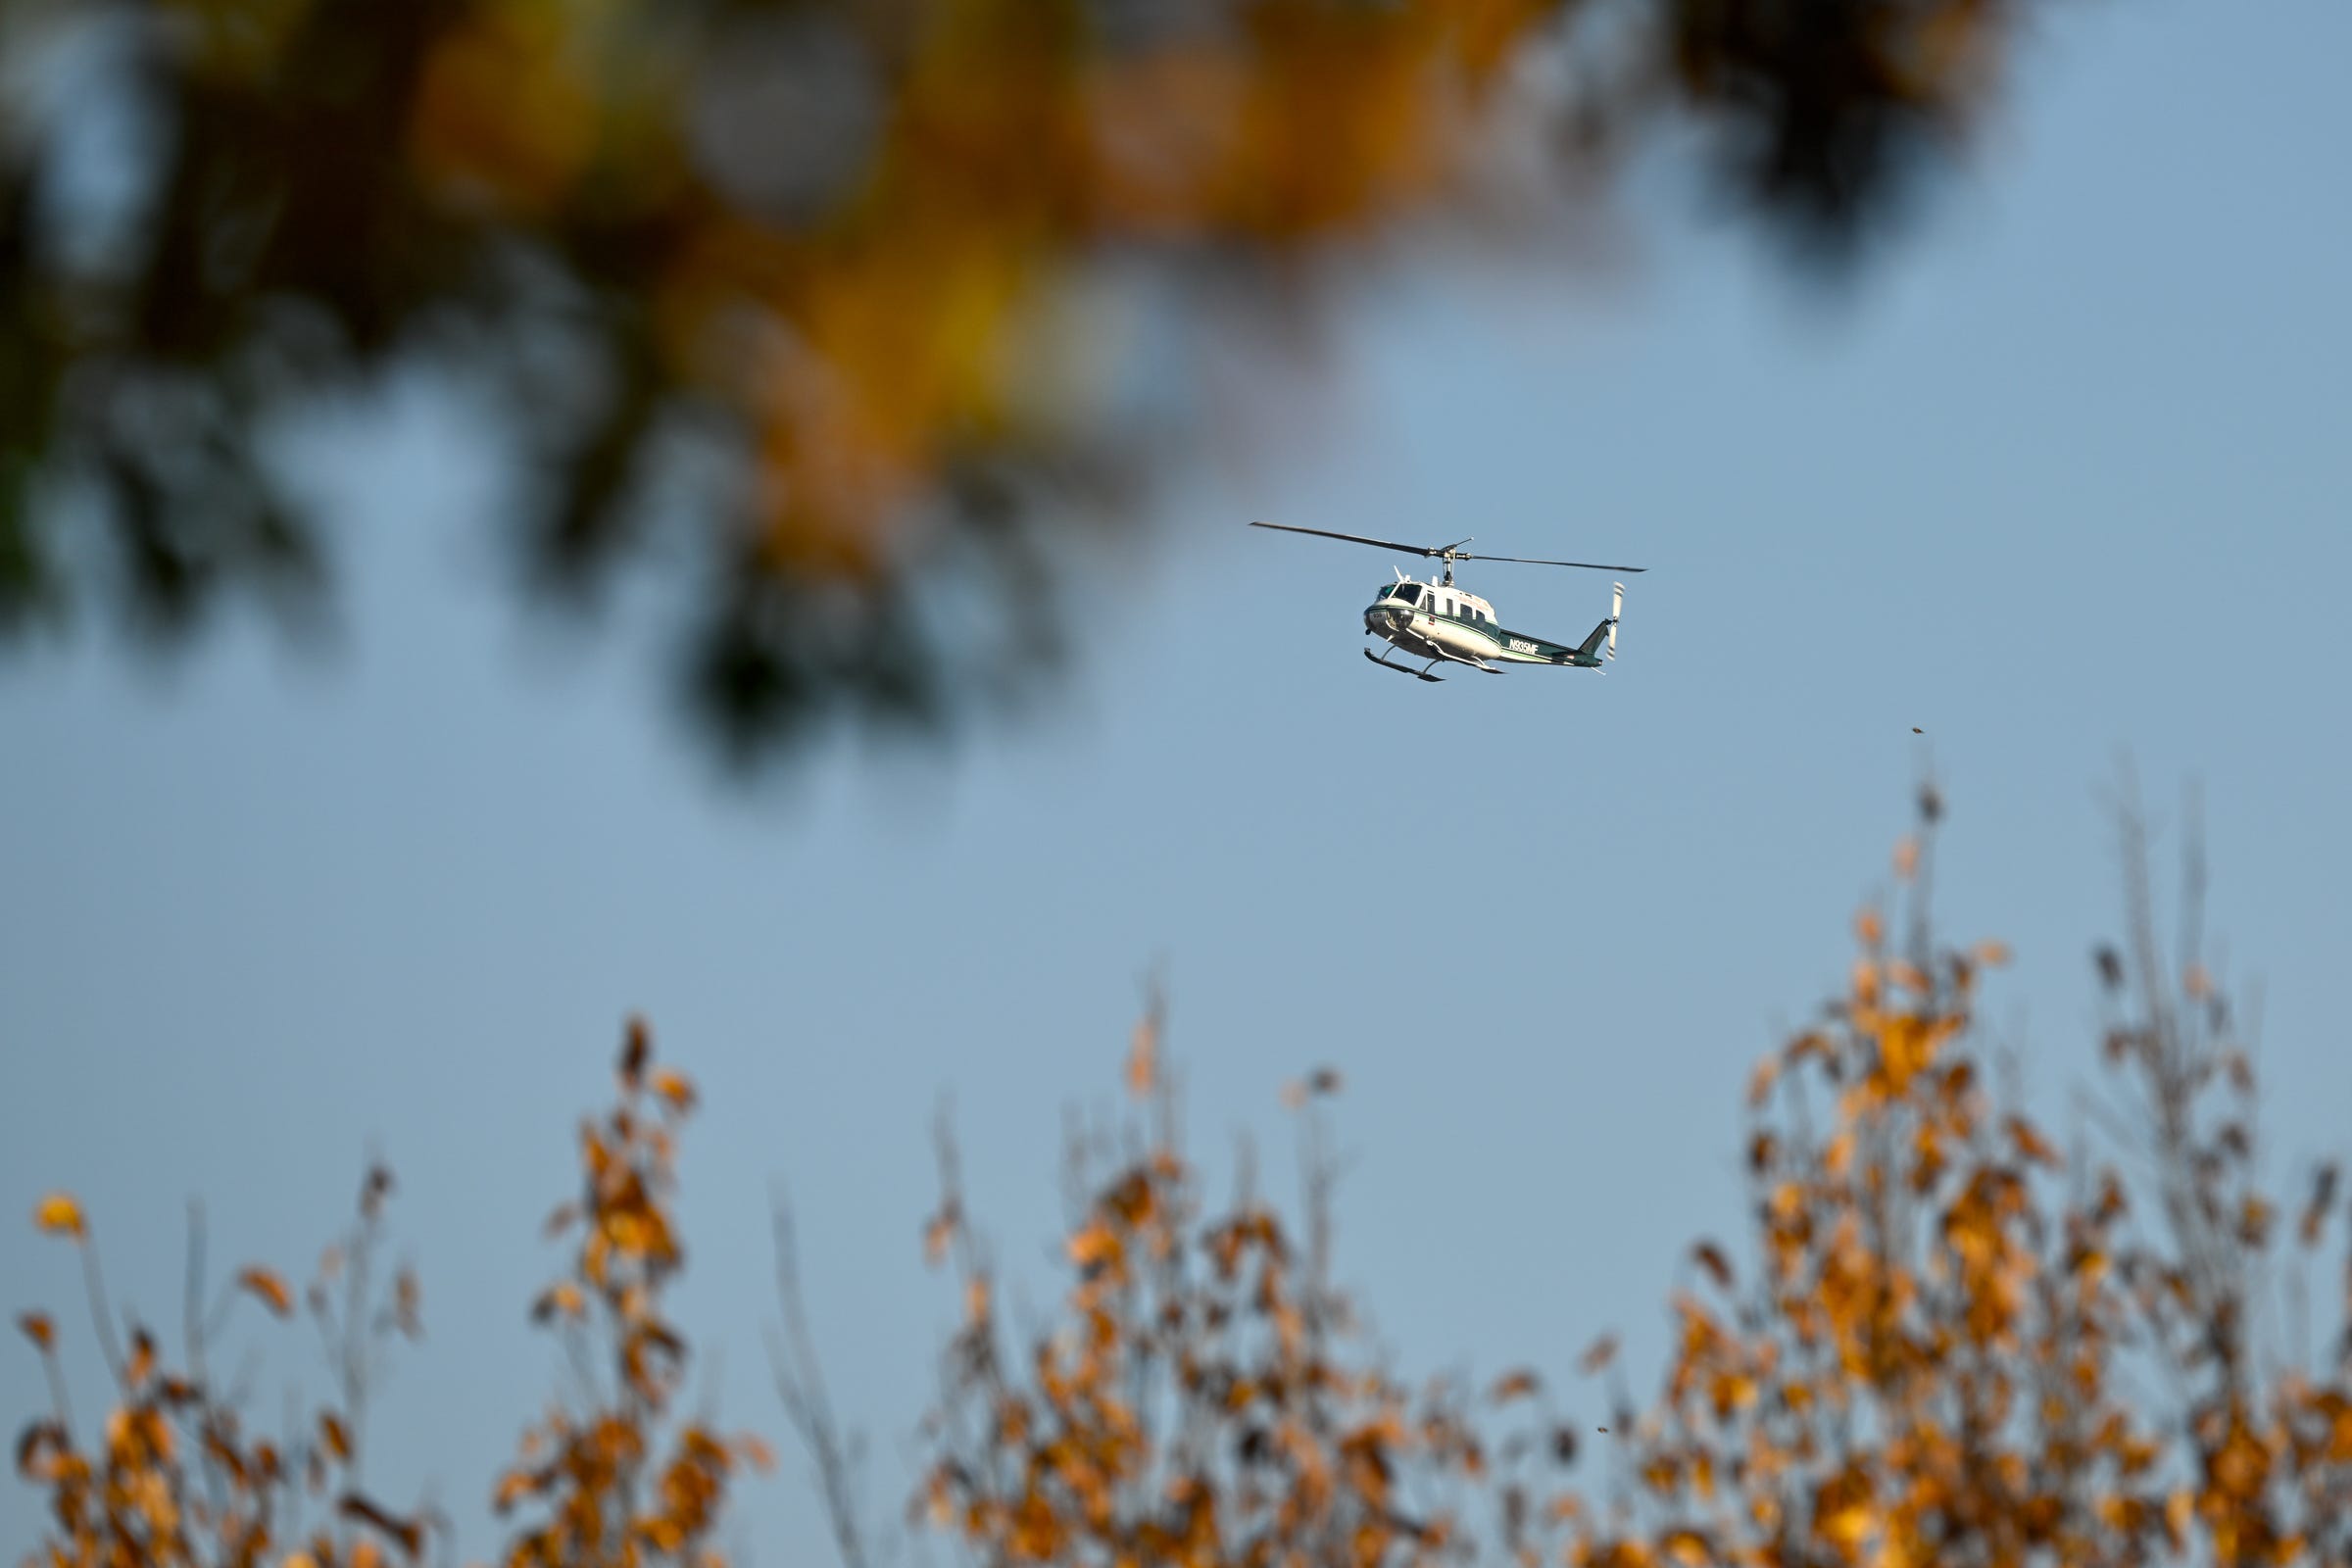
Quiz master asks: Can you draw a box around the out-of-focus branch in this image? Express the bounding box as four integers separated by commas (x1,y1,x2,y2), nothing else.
770,1195,874,1568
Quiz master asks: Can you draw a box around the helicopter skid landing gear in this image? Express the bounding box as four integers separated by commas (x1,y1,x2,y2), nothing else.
1364,647,1442,682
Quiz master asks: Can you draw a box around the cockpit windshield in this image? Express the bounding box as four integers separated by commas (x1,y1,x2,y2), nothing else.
1383,582,1422,606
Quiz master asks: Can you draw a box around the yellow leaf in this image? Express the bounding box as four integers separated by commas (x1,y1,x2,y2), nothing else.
32,1193,84,1239
239,1266,295,1318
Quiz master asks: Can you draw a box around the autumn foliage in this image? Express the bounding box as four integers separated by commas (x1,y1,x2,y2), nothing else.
493,1022,771,1568
0,0,2034,755
17,1164,422,1568
17,799,2352,1566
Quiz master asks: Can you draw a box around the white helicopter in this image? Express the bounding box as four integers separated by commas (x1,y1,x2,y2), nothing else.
1250,521,1645,682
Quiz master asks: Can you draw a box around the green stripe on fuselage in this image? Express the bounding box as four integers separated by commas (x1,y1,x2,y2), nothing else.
1491,622,1577,663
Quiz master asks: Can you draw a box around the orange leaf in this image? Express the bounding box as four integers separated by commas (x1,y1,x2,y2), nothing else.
392,1268,423,1340
2005,1116,2061,1169
32,1193,84,1239
923,1205,957,1267
1692,1242,1734,1290
620,1015,652,1086
17,1419,69,1482
338,1493,424,1556
17,1312,54,1351
319,1410,351,1462
651,1067,697,1115
1489,1369,1540,1403
1664,1529,1711,1567
530,1282,584,1323
1126,1015,1157,1100
239,1267,295,1318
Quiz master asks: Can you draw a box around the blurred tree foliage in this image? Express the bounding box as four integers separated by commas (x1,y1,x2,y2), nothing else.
0,0,2022,759
26,793,2345,1564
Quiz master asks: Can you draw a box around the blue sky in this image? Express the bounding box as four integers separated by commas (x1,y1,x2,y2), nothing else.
5,0,2349,1560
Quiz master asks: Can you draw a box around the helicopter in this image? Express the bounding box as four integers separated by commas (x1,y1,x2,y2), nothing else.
1250,521,1646,682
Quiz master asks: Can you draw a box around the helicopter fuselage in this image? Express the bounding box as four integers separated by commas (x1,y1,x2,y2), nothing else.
1361,578,1609,672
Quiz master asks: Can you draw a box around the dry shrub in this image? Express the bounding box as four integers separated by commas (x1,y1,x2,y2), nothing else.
19,800,2350,1567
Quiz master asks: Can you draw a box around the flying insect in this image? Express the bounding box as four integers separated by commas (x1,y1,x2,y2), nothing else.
1250,521,1645,682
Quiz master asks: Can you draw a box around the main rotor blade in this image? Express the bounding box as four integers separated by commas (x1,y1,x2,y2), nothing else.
1456,553,1647,573
1249,520,1445,557
1251,522,1645,573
